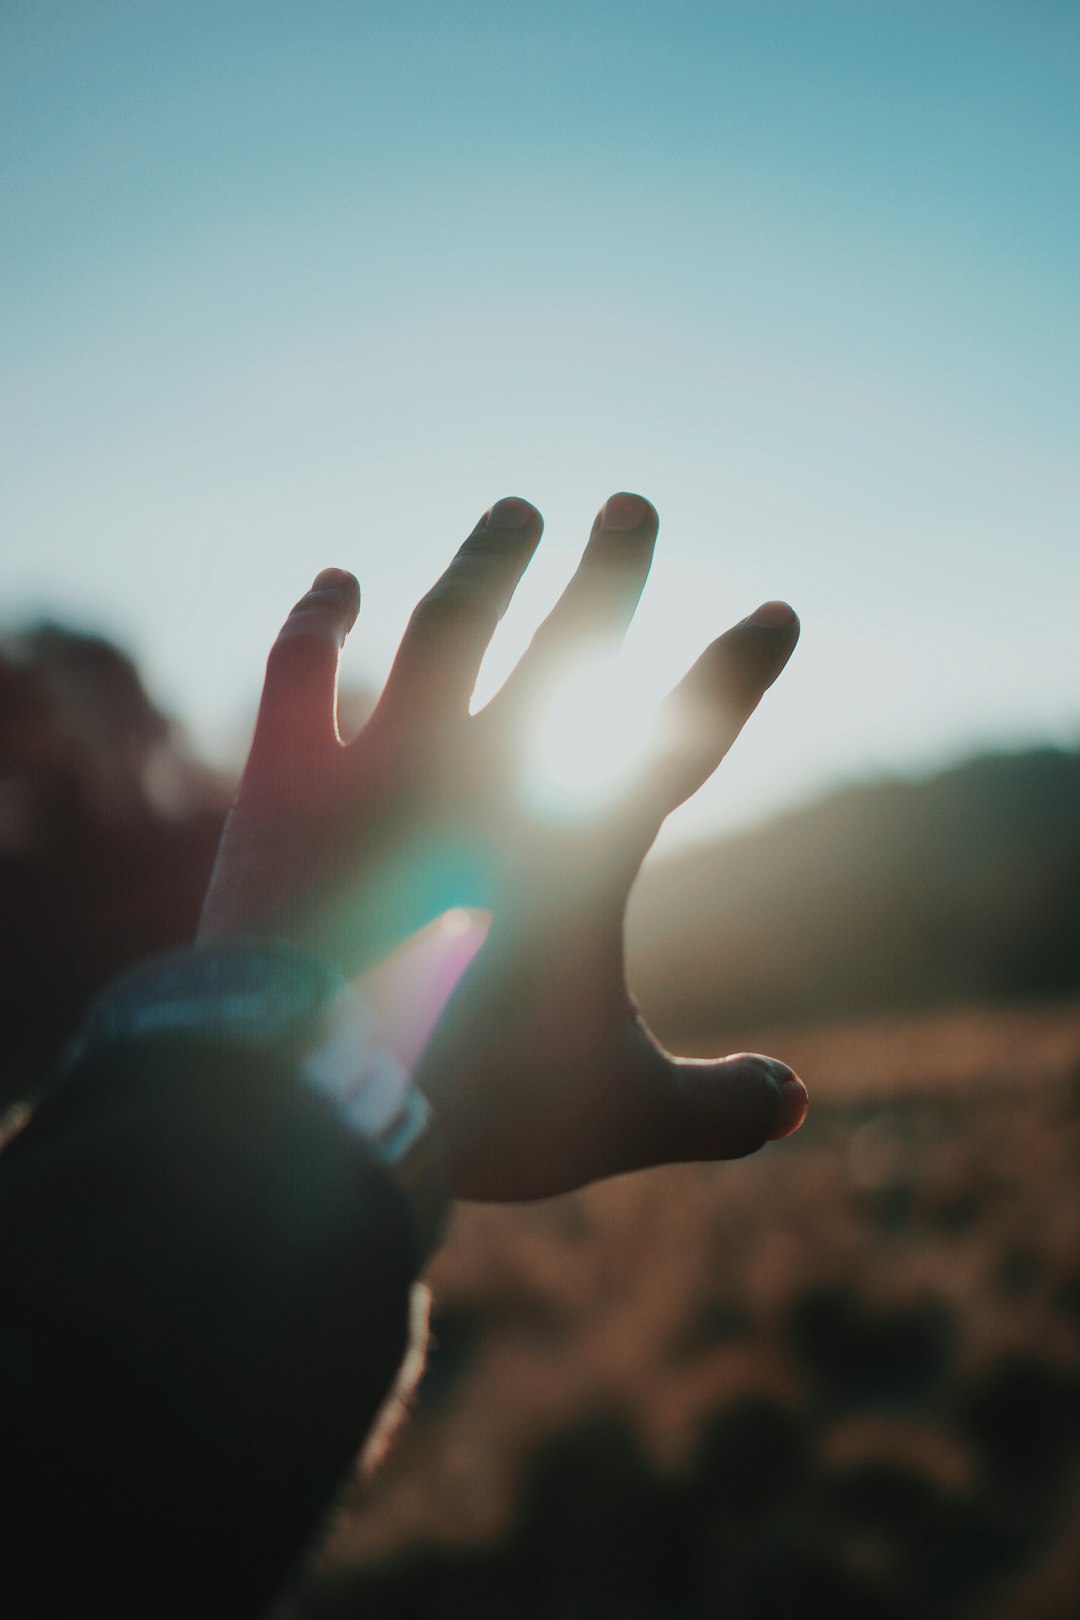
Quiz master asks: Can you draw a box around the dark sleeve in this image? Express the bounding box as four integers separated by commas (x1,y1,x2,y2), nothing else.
0,1032,421,1619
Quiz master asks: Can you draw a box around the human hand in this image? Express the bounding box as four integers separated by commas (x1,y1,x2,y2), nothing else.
410,493,807,1198
198,498,545,967
199,493,807,1200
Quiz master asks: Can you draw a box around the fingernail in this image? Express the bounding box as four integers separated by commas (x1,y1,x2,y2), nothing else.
484,497,533,530
744,600,797,630
768,1073,809,1140
311,567,354,594
599,492,652,532
308,568,360,636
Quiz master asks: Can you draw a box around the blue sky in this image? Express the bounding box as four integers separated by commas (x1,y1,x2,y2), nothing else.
2,0,1077,845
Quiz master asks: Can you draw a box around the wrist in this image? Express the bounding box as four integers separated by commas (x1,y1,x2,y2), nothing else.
74,940,452,1265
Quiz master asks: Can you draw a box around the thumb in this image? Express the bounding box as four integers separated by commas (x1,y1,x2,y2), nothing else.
253,567,361,760
664,1052,808,1163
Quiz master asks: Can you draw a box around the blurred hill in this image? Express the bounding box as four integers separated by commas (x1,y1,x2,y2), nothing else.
0,623,230,1098
0,620,386,1104
630,747,1080,1045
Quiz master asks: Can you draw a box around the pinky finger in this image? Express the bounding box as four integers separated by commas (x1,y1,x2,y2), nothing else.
252,567,361,761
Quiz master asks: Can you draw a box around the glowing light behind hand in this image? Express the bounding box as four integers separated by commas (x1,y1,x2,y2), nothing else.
523,653,661,819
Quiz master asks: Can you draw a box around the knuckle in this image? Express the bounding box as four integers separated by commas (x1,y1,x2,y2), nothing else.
581,532,652,571
456,530,508,563
265,615,335,672
455,528,532,573
409,580,498,640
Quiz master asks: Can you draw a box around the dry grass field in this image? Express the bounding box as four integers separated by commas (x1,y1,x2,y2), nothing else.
294,997,1080,1620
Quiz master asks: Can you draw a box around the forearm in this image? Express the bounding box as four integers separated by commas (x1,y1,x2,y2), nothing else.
0,1027,423,1618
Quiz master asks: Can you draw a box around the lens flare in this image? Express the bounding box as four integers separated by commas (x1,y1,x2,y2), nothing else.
359,908,489,1069
441,906,473,938
523,653,660,818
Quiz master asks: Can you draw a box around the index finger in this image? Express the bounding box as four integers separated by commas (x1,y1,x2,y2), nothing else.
638,600,800,822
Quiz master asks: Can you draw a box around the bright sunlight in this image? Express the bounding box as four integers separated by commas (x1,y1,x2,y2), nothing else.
523,652,662,819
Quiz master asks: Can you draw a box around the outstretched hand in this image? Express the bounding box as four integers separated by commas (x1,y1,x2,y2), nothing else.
199,493,807,1201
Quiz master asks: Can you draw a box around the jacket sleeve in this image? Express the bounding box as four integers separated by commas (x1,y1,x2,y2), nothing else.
0,1029,423,1619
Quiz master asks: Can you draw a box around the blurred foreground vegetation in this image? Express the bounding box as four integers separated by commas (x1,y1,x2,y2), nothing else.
299,1004,1080,1620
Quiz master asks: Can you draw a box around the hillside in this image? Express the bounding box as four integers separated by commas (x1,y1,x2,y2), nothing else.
628,747,1080,1044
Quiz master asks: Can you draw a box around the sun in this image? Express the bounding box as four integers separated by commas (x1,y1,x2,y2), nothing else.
522,651,661,819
